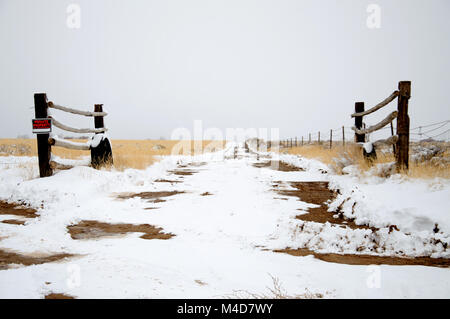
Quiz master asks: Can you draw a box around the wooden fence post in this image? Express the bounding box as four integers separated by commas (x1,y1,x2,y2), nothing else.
330,129,332,149
301,136,304,146
309,133,311,144
342,126,345,147
318,131,320,144
91,104,113,168
396,81,411,171
355,102,365,143
34,93,53,177
295,137,297,147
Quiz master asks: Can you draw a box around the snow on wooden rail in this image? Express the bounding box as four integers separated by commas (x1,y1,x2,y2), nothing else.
351,91,399,118
48,101,108,117
50,117,108,134
352,111,398,135
48,137,90,150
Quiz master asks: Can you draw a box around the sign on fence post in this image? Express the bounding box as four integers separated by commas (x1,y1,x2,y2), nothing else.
32,118,52,134
33,93,53,177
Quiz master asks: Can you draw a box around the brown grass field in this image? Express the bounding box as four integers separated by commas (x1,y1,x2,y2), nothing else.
0,139,225,171
1,138,449,178
278,142,450,179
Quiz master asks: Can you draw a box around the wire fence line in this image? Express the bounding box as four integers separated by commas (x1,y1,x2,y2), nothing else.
282,119,450,148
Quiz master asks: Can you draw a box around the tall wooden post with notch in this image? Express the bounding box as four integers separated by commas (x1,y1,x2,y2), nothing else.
354,102,365,143
34,93,52,177
396,81,411,171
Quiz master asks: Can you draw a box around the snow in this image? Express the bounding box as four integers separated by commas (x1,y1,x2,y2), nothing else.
0,145,449,298
363,142,373,153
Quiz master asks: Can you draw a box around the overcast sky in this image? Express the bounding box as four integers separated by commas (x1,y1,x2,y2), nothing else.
0,0,449,140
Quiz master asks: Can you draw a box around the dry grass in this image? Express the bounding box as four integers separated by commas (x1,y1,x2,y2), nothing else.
271,142,450,179
0,139,225,171
223,275,324,299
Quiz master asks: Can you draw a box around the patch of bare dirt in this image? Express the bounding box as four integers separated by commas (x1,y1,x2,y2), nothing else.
67,220,175,240
154,179,182,184
45,293,75,299
117,191,184,203
274,182,373,231
253,161,304,172
0,200,38,218
189,162,207,167
168,169,198,176
0,249,74,270
200,192,213,196
274,248,450,268
1,219,25,225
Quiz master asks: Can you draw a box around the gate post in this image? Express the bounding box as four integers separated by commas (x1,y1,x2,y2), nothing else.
34,93,52,177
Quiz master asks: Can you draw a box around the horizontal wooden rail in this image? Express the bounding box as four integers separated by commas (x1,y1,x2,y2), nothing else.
352,111,398,135
48,137,91,150
51,117,108,134
351,91,399,118
48,101,108,117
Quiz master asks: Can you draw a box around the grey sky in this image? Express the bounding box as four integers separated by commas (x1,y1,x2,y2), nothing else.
1,0,449,140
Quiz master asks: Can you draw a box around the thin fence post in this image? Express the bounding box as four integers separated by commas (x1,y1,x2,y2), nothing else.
390,121,396,156
355,102,365,143
34,93,52,177
396,81,411,171
318,131,320,145
295,137,297,147
309,133,311,144
301,136,304,146
342,126,345,147
330,129,332,149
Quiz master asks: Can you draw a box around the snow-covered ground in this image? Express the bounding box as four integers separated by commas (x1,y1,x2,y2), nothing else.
0,144,449,298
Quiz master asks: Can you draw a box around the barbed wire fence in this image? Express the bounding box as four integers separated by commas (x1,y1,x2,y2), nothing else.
281,119,449,150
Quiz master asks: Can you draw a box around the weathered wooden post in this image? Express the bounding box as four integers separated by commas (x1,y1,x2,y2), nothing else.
301,136,304,146
295,137,297,147
91,104,113,168
309,133,311,144
318,131,320,145
342,126,345,147
34,93,53,177
396,81,411,171
330,129,332,149
354,102,365,143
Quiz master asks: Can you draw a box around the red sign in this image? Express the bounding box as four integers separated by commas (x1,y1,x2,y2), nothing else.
32,118,52,134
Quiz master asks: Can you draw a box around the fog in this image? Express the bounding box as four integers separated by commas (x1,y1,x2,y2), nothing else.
1,0,449,140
